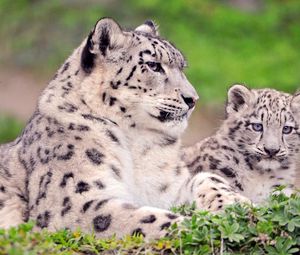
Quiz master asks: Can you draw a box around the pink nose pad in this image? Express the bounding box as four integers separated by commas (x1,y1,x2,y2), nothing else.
181,95,197,109
264,147,280,157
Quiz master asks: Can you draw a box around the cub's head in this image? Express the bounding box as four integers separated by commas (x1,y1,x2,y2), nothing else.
225,84,300,169
79,18,198,136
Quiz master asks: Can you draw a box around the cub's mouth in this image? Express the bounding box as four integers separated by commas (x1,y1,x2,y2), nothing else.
259,152,287,161
149,110,188,123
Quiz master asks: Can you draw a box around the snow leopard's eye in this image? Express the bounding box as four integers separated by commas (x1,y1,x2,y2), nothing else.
282,126,293,135
146,62,165,73
251,123,263,132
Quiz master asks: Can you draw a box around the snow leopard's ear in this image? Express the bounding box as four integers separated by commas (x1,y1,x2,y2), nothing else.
291,91,300,116
226,84,253,116
135,20,159,36
81,18,126,73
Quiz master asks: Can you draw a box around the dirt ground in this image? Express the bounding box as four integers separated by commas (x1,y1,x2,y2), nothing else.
0,67,299,186
0,68,44,121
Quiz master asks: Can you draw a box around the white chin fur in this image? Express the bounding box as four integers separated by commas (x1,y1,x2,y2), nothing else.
257,159,281,170
163,119,188,137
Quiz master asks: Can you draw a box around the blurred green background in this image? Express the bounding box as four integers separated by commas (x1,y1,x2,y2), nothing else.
0,0,300,144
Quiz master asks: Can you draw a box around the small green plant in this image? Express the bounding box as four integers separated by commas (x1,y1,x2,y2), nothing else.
0,191,299,254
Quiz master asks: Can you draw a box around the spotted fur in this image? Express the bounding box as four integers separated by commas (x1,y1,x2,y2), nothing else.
0,19,249,239
183,85,300,203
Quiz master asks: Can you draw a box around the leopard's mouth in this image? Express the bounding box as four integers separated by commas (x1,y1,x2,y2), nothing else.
257,152,287,161
149,110,188,123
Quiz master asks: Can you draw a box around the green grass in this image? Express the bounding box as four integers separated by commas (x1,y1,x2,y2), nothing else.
0,0,299,104
1,190,299,254
0,115,23,144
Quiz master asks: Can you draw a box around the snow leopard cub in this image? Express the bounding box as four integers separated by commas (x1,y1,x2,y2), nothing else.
183,85,300,203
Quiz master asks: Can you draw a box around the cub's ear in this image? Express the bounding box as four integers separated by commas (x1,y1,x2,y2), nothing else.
81,18,125,73
135,20,159,36
291,91,300,115
226,84,253,115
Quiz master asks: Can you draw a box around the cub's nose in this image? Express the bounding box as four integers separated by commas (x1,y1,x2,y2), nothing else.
264,147,280,157
181,94,198,109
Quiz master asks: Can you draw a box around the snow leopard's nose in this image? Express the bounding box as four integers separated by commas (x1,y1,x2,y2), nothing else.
181,94,198,109
264,147,280,157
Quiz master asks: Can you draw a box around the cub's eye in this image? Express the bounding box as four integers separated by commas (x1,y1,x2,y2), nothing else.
251,123,263,132
283,126,293,134
146,61,164,73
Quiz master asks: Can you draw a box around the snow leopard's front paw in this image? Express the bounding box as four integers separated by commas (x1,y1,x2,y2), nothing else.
192,173,251,212
210,190,251,211
139,215,185,240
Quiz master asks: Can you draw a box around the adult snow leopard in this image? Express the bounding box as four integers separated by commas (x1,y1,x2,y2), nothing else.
0,18,248,239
